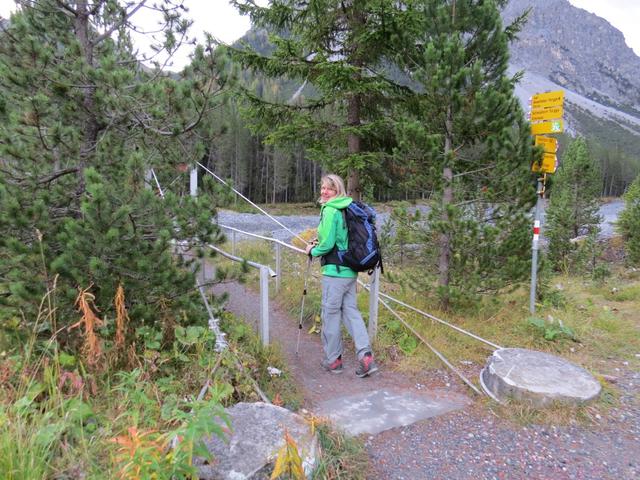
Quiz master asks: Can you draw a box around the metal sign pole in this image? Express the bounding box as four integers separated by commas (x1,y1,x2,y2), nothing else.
529,175,545,313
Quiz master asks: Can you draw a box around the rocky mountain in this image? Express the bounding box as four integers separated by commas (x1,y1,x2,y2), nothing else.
503,0,640,158
504,0,640,115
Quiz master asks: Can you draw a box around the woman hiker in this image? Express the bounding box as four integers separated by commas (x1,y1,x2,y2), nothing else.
305,174,378,378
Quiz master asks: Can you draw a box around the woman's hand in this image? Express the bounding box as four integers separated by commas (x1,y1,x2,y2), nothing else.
305,240,317,256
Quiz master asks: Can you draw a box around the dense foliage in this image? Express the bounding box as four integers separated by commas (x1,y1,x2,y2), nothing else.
0,0,227,360
228,0,408,199
545,137,603,271
390,0,535,307
618,174,640,265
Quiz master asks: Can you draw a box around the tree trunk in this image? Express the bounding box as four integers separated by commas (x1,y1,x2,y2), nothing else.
345,5,365,202
313,162,317,200
438,105,454,310
75,1,99,199
346,93,361,201
272,149,276,204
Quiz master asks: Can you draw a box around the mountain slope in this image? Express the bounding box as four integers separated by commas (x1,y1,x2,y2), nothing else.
504,0,640,117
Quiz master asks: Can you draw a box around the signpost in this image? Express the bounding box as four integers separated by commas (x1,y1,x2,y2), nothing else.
531,119,563,135
530,105,564,122
531,153,558,174
534,135,558,153
531,90,564,109
529,90,564,313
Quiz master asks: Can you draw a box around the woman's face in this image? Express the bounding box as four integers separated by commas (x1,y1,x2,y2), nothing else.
320,182,338,204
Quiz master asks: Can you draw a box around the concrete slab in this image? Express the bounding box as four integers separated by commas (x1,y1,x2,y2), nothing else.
480,348,601,406
315,389,466,436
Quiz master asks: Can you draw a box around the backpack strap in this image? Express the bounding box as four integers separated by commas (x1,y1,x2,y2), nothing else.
320,207,348,269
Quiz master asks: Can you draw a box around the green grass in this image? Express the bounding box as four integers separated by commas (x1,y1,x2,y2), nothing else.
0,297,304,479
608,284,640,302
225,241,640,371
312,423,370,480
226,240,640,428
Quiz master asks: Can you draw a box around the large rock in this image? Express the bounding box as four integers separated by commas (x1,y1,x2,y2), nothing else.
195,402,318,480
480,348,601,406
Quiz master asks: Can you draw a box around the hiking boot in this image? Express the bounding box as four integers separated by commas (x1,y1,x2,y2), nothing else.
321,356,344,374
356,353,378,378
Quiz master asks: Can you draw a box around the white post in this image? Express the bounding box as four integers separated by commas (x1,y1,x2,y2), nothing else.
190,167,198,197
259,266,270,346
368,267,380,340
145,169,153,190
274,243,281,293
530,176,545,313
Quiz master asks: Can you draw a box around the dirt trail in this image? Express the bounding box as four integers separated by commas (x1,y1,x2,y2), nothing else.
213,282,466,409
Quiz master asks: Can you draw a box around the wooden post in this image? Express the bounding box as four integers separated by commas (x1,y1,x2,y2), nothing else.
368,267,380,340
231,231,236,256
259,266,270,346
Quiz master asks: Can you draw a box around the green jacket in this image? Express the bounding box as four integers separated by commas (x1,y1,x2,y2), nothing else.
310,196,356,278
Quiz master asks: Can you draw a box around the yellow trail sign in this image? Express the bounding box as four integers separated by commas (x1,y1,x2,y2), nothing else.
530,105,564,122
531,120,563,135
534,135,558,153
531,152,558,174
531,90,564,109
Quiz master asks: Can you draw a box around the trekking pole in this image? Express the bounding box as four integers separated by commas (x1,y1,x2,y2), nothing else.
295,255,313,356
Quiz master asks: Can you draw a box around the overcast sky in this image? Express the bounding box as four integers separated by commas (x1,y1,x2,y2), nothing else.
0,0,639,69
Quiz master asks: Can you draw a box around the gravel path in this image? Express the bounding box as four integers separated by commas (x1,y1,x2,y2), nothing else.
212,279,640,480
368,375,639,480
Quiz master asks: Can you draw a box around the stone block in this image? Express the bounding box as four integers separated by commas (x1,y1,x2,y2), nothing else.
195,402,318,479
480,348,601,406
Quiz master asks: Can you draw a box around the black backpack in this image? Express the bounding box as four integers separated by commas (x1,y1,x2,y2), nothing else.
322,201,383,274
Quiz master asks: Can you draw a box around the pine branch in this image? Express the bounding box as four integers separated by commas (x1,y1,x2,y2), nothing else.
93,1,148,47
36,167,79,185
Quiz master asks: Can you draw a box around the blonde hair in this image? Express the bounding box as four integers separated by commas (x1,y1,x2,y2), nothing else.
321,174,347,197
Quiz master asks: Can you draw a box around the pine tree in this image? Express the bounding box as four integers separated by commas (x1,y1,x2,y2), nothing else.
393,0,535,308
546,137,602,270
618,174,640,266
0,1,228,350
229,0,406,199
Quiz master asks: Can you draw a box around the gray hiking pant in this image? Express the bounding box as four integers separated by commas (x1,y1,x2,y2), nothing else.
321,276,371,363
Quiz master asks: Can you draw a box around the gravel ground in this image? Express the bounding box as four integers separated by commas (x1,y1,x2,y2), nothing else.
213,277,640,480
366,371,639,480
213,207,638,480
